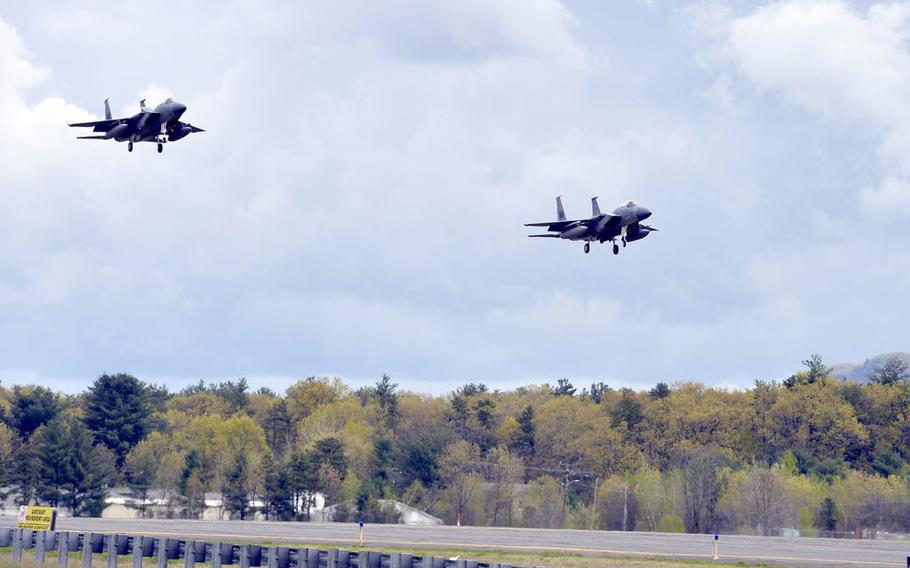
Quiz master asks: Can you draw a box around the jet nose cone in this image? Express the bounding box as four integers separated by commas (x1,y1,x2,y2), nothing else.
639,207,652,220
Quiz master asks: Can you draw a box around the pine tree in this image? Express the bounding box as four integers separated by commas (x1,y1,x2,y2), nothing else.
367,438,395,498
263,400,292,458
648,382,670,400
223,451,250,520
611,388,644,429
66,423,112,517
869,356,910,385
550,378,576,397
262,454,293,521
83,373,153,467
9,386,59,439
11,437,38,505
34,419,70,507
509,405,535,461
179,449,206,519
34,417,110,516
288,450,318,519
374,374,399,432
310,438,347,477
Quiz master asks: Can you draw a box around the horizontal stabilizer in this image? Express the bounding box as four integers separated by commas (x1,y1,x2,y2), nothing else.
76,135,108,139
69,119,121,132
528,233,561,238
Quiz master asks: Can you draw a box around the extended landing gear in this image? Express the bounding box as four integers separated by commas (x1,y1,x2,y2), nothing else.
622,236,627,248
584,243,590,254
128,142,133,152
157,143,163,154
613,243,620,255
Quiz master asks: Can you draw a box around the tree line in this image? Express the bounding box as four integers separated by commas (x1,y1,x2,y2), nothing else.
1,354,909,536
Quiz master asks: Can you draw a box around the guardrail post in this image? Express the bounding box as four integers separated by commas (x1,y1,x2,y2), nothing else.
239,545,250,568
13,529,22,562
276,548,290,568
81,533,93,568
107,534,118,568
359,551,380,568
185,540,196,568
300,549,318,568
36,530,47,564
0,528,11,548
132,536,143,568
156,538,167,568
58,531,69,568
211,541,222,568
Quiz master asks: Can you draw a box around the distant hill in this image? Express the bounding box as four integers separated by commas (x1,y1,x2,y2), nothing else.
830,352,910,383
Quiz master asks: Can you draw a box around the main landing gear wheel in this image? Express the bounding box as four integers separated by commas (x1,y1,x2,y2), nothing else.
622,237,627,248
128,142,133,152
157,143,163,154
584,243,590,254
613,243,620,255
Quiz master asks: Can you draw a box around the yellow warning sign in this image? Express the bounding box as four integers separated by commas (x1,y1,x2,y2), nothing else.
16,506,56,530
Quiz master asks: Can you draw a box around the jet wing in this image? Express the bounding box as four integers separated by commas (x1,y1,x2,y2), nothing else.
524,219,586,230
525,212,619,232
175,122,205,133
68,119,122,132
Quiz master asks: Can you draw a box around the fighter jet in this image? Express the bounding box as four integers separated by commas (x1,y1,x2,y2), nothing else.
526,196,657,255
69,98,204,153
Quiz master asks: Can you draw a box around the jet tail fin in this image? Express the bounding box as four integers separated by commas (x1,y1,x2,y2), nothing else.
104,98,112,120
556,196,566,221
592,197,601,216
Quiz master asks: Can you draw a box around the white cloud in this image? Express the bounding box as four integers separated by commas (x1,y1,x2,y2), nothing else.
723,1,910,221
861,176,910,218
729,1,910,127
0,2,907,394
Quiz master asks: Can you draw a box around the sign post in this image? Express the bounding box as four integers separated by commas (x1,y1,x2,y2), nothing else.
713,534,719,560
358,521,364,547
17,506,57,531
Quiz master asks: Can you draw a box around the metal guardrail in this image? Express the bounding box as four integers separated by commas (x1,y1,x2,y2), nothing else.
0,529,541,568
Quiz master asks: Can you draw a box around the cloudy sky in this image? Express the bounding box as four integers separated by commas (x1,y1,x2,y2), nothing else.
0,1,907,393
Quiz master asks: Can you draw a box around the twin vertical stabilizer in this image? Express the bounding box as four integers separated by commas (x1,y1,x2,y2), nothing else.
556,196,566,221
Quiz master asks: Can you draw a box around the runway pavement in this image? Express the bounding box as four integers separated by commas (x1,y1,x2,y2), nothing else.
2,517,908,567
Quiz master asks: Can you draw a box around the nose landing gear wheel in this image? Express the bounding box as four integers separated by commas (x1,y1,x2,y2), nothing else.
613,243,620,255
584,243,590,254
128,142,133,152
157,143,163,153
